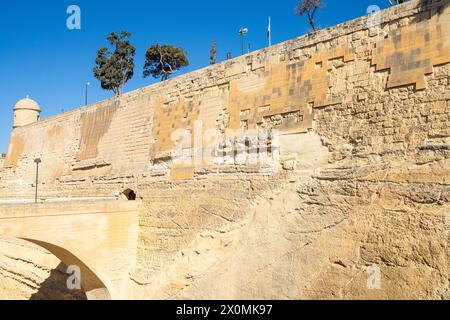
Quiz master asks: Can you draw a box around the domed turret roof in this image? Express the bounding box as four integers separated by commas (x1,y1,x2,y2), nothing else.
14,97,41,112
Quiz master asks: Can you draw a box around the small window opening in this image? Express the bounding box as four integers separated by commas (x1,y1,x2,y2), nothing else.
123,189,137,201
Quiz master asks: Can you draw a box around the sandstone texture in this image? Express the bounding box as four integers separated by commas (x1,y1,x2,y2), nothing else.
0,0,449,299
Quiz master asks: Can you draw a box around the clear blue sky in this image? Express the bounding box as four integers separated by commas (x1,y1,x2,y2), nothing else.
0,0,390,153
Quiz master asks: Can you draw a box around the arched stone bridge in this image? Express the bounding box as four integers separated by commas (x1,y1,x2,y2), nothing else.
0,200,140,299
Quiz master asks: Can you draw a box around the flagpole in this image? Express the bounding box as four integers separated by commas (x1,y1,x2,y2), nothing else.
268,16,272,47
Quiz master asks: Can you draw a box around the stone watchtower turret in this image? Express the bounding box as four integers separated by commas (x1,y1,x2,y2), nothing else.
13,96,41,129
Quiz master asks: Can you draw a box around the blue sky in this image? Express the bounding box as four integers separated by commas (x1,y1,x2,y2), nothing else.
0,0,390,153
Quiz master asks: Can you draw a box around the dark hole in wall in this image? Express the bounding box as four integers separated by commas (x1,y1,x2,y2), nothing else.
123,189,137,201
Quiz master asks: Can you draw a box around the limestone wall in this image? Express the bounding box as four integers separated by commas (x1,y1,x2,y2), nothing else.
0,0,449,299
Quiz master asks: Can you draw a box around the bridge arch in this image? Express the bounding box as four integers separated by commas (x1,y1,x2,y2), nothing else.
0,200,140,300
17,238,112,300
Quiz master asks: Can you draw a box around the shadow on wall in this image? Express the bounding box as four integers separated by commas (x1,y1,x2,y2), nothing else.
30,262,87,300
411,0,449,23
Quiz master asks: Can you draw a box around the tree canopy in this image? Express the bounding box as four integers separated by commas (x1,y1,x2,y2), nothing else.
295,0,324,32
93,31,136,96
143,44,189,81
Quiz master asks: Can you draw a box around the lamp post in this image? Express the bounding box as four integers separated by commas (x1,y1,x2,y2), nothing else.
239,27,248,55
34,158,41,204
85,82,91,106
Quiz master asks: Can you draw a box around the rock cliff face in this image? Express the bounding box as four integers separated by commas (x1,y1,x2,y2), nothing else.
0,156,4,177
0,0,449,299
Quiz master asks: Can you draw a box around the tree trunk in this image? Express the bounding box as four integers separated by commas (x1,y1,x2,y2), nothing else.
309,18,316,31
308,14,317,31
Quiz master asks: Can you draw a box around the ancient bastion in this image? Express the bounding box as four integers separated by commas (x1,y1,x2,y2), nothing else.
0,0,449,299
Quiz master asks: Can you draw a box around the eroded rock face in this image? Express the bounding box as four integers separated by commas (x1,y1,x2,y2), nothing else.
124,157,448,300
0,0,449,299
0,156,4,175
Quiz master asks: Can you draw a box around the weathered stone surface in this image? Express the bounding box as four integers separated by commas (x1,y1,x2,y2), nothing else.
0,237,87,300
0,155,4,176
0,0,449,300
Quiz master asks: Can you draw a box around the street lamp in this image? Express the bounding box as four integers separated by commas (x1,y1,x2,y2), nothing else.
85,82,91,106
239,27,248,55
34,158,41,204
